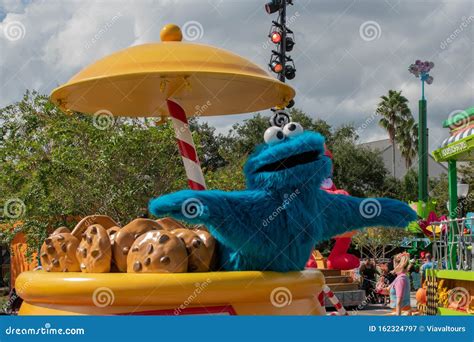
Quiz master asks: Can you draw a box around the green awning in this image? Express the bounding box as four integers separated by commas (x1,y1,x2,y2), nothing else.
433,134,474,162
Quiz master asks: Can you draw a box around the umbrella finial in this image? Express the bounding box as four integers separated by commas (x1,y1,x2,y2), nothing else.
160,24,182,42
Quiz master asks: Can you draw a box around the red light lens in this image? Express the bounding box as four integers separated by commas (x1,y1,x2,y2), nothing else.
271,62,283,73
271,31,281,43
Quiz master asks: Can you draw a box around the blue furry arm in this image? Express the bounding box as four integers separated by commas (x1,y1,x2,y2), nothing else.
149,189,270,250
149,190,218,224
318,191,417,241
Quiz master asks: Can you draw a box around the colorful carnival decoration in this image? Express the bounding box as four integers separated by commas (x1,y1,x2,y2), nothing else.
418,211,448,238
428,106,473,316
433,106,473,270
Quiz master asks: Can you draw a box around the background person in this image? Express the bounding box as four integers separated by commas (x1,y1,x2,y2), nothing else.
386,252,412,315
360,259,379,302
420,253,434,284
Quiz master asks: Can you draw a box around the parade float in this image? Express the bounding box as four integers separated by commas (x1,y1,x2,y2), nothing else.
15,23,327,316
420,106,474,316
14,19,416,315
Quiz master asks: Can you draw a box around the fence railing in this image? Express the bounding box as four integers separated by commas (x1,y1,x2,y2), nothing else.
430,217,473,271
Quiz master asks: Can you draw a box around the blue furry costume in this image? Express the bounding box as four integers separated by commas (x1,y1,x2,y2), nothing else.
149,129,416,272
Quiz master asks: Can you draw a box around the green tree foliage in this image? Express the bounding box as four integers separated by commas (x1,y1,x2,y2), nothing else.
352,227,415,260
376,90,415,176
331,141,388,197
0,91,185,251
397,117,418,168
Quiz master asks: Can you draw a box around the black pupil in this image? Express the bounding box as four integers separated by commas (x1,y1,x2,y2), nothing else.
288,124,296,131
276,131,284,139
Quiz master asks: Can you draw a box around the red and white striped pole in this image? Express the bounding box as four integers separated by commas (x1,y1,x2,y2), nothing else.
167,99,207,191
323,285,348,316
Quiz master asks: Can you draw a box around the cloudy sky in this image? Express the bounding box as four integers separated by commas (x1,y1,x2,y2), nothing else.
0,0,473,152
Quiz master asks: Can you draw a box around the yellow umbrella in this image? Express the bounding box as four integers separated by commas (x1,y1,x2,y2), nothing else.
51,24,294,117
51,24,295,189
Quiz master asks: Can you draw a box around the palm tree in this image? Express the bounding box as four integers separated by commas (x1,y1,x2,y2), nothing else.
397,117,418,168
376,90,412,177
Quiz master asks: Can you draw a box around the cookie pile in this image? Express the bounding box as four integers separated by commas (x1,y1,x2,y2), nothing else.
40,215,216,274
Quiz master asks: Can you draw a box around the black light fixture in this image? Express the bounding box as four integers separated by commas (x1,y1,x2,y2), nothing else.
284,64,296,79
265,0,296,109
265,0,283,14
285,36,294,51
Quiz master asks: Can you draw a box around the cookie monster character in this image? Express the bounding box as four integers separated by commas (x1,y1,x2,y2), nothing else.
149,122,416,272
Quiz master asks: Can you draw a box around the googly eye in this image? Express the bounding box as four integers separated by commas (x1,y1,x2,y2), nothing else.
264,126,285,144
283,122,304,137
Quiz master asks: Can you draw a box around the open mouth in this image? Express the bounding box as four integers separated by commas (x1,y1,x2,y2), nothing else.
255,150,320,173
